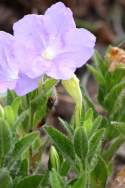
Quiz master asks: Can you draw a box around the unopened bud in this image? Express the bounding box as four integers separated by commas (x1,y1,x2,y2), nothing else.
62,74,82,126
49,146,60,171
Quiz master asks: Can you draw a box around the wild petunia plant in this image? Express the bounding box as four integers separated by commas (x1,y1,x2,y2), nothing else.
0,2,125,188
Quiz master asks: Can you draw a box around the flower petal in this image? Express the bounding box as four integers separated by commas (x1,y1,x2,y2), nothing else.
63,28,96,67
46,59,76,80
44,2,75,37
15,73,39,96
13,14,48,52
46,28,96,80
0,81,17,93
0,31,18,92
14,41,50,79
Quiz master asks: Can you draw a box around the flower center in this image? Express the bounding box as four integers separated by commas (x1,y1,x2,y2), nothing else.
42,48,55,60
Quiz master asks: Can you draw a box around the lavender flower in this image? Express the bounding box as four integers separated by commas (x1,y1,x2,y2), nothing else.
0,32,18,93
0,32,39,96
13,2,96,80
0,2,96,96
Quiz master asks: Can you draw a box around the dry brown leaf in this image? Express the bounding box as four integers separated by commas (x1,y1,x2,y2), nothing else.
106,47,125,71
110,166,125,188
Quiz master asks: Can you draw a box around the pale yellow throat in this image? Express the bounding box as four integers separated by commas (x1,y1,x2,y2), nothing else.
42,48,55,60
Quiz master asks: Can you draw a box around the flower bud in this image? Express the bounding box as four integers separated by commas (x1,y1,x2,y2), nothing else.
0,105,4,118
49,146,60,171
62,74,82,126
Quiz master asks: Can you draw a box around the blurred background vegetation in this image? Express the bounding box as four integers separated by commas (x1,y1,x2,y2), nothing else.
0,0,125,48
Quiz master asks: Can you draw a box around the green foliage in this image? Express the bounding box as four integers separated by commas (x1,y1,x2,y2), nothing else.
45,126,75,162
91,157,108,188
0,51,125,188
0,78,58,188
30,79,57,129
71,176,86,188
49,169,65,188
82,128,104,174
60,160,70,176
0,119,12,167
74,127,88,162
0,168,13,188
87,64,105,86
45,106,109,187
49,146,60,171
12,131,39,161
20,159,29,177
4,106,15,126
88,50,125,115
15,175,43,188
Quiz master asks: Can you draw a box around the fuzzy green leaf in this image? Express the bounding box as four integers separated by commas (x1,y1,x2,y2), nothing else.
13,131,39,158
15,175,42,188
0,119,12,166
88,129,105,171
88,116,102,137
0,168,13,188
50,169,65,188
60,160,70,176
72,176,85,188
91,157,108,188
104,80,125,111
74,127,88,162
8,131,39,168
87,64,105,86
4,106,15,126
45,126,75,161
20,159,29,177
11,97,21,116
